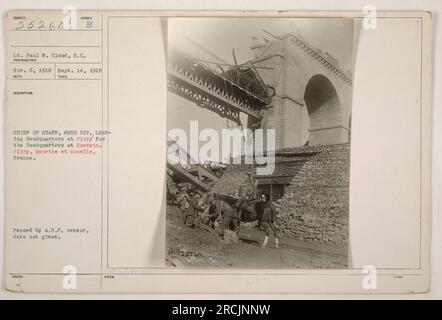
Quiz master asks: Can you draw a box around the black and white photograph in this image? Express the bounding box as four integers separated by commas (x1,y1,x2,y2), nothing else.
1,6,434,296
166,18,354,268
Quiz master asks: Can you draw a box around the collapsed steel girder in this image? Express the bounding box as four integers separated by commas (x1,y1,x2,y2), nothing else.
166,139,220,192
167,49,271,124
167,162,212,192
167,76,241,123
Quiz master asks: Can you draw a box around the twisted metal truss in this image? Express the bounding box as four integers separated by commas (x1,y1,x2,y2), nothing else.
167,49,271,124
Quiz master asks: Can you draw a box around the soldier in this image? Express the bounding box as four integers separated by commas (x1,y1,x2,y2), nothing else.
176,185,191,223
184,192,202,226
236,193,249,224
261,194,280,248
254,193,267,229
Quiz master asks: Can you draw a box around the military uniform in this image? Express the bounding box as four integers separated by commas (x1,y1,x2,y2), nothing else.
176,190,190,223
261,201,280,248
254,200,266,228
261,202,279,237
183,194,202,226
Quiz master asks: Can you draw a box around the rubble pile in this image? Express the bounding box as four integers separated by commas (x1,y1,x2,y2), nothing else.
211,164,254,196
209,143,350,245
223,229,239,243
275,143,350,244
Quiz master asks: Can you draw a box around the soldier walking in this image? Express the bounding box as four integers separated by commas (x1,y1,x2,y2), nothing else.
261,194,280,248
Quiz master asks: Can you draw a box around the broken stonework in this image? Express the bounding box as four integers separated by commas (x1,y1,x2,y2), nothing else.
275,143,350,244
211,164,254,196
212,143,350,245
223,229,239,243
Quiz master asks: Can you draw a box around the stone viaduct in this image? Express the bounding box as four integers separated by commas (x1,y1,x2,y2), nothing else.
248,33,353,148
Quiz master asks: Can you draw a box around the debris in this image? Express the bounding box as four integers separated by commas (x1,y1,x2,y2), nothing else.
223,229,239,243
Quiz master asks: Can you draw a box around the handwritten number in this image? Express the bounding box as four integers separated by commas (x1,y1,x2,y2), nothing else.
27,20,35,29
15,20,24,30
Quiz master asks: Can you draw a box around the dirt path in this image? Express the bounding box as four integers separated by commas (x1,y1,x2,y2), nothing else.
166,205,348,269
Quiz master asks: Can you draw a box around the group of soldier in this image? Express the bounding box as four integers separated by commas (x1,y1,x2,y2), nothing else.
174,184,279,248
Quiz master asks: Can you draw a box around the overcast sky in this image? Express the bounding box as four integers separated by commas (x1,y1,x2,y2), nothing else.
169,18,354,71
167,18,355,159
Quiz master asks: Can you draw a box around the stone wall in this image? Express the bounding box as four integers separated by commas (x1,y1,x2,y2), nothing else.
211,143,350,245
275,143,350,244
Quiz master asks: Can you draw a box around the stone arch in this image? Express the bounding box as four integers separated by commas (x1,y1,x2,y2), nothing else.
304,74,345,145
